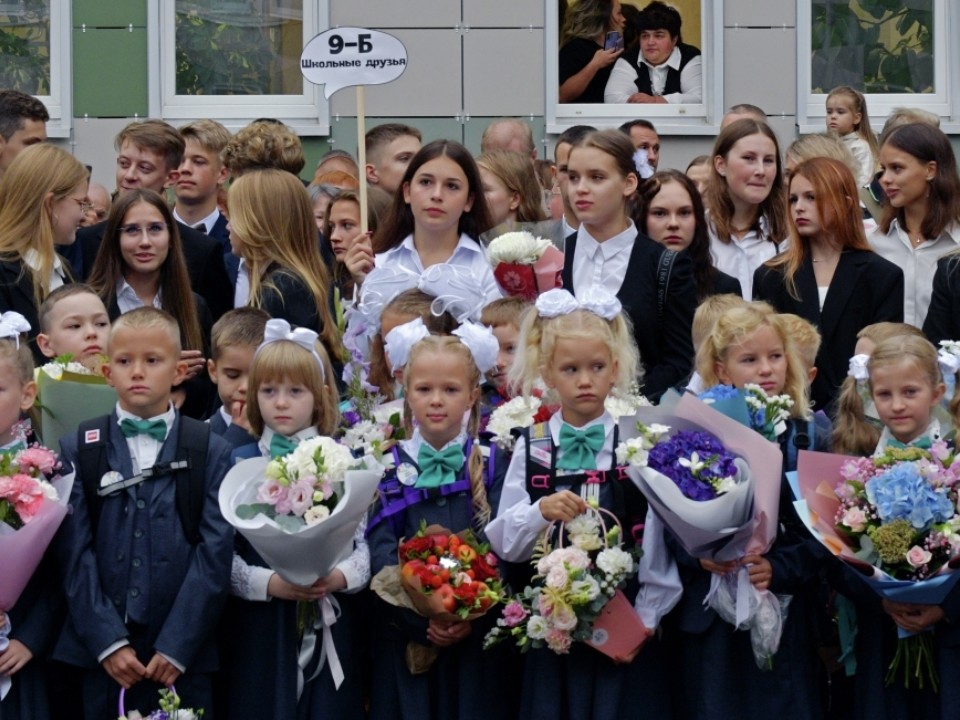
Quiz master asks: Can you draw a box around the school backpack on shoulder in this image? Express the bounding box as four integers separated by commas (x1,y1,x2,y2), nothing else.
656,247,677,320
78,415,209,545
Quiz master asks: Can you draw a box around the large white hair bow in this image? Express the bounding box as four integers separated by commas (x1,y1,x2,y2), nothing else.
0,311,31,347
535,286,622,321
384,318,429,372
452,321,500,376
357,266,421,327
256,319,326,380
417,265,486,323
847,353,870,383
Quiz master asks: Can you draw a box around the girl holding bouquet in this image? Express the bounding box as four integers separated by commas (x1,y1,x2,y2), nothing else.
680,302,829,719
220,320,369,720
366,326,515,720
486,287,680,720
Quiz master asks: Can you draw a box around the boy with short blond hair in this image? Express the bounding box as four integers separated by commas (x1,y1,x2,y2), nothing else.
55,307,233,720
479,296,531,427
36,284,111,365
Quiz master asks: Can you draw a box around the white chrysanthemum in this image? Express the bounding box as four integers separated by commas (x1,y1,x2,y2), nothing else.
304,504,331,526
526,614,549,640
342,420,387,454
604,389,651,421
487,231,551,265
596,547,634,578
488,395,543,450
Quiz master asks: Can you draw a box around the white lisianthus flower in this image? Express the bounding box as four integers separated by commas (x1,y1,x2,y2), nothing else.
304,504,331,526
526,614,549,640
487,231,551,265
265,459,285,482
570,576,601,602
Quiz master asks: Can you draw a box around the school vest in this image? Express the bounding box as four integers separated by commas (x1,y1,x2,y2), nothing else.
623,42,701,96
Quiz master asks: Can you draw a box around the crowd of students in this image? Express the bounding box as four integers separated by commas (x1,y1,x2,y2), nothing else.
1,76,960,720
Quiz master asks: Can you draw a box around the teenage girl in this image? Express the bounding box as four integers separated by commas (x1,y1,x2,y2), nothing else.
477,149,548,228
221,321,368,719
486,286,679,720
345,140,502,306
88,189,212,418
322,188,389,303
825,86,878,187
753,157,903,411
634,169,742,300
682,302,829,720
365,327,517,720
706,119,789,300
562,129,696,401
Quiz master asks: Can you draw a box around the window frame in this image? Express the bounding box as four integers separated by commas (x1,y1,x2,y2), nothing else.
796,0,956,133
545,0,723,135
151,0,329,135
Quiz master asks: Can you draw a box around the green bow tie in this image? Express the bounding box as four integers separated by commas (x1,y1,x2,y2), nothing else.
269,433,298,459
557,423,605,470
119,417,167,441
887,436,933,450
415,444,465,488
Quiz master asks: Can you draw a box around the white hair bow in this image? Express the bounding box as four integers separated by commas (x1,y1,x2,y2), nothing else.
535,287,622,321
257,319,326,380
847,353,870,383
938,341,960,376
633,149,655,179
452,322,500,376
417,265,487,323
357,267,421,328
0,311,31,347
384,318,429,372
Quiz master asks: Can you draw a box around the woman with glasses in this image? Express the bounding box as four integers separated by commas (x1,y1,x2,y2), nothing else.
0,143,89,363
88,189,212,417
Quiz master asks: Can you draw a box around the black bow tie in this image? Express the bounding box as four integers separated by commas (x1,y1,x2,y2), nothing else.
193,222,207,234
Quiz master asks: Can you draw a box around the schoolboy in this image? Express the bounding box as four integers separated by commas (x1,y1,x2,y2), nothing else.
478,296,530,428
36,284,111,366
688,293,747,394
55,307,233,720
206,307,269,447
364,123,421,195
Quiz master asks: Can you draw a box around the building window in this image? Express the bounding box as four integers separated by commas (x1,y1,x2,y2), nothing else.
157,0,328,132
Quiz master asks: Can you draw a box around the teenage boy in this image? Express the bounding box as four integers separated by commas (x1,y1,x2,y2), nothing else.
68,120,232,321
55,307,233,720
364,123,421,195
0,89,48,179
174,120,237,284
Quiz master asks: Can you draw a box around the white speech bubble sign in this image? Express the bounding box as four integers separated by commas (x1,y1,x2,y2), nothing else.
301,28,409,99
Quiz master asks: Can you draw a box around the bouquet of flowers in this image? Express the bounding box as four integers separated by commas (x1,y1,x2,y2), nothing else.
699,383,794,441
0,441,72,610
791,444,960,689
340,401,406,465
398,523,505,621
118,687,202,719
484,505,649,662
619,392,785,668
484,230,564,300
35,353,116,447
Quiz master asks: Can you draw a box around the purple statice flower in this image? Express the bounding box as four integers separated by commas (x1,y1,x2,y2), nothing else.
647,430,739,501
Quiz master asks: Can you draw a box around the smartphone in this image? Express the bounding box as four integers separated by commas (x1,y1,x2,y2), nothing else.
604,31,623,52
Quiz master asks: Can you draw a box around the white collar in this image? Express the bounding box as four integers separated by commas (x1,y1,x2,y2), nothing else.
640,44,682,72
173,206,221,233
402,428,467,458
218,406,232,427
115,402,176,436
258,425,319,455
116,276,162,308
875,418,942,455
578,221,636,259
889,217,960,246
547,409,614,438
399,232,483,257
23,248,64,288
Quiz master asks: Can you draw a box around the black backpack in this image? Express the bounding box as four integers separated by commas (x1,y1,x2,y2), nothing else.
78,415,209,545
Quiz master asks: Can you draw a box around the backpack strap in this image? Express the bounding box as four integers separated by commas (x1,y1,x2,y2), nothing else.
78,415,112,537
175,416,210,546
785,418,814,475
656,248,677,321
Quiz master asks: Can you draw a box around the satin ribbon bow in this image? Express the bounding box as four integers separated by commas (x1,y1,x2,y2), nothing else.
0,311,31,347
452,322,500,375
384,318,429,372
886,436,933,450
257,319,326,381
119,417,167,441
415,444,465,488
557,423,605,470
535,287,622,321
269,433,298,459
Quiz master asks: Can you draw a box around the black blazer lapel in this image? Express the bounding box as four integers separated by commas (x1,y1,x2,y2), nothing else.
792,257,822,326
820,251,868,345
561,234,578,292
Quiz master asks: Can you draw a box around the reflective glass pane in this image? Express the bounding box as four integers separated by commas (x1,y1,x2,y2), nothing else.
0,0,50,95
175,0,303,95
811,0,935,94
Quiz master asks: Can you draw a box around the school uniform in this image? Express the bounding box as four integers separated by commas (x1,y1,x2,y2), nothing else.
922,253,960,346
366,430,517,720
708,215,785,300
561,226,696,402
207,406,256,449
222,427,369,720
753,250,904,411
0,255,70,365
487,411,681,720
54,405,233,720
175,208,239,288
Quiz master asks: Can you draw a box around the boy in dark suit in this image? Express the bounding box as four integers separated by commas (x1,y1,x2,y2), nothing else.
205,307,269,447
54,307,233,719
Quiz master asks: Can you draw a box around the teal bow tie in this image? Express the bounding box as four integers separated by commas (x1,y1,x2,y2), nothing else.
887,436,933,450
557,423,605,470
119,417,167,441
0,440,25,455
269,433,298,459
415,444,465,488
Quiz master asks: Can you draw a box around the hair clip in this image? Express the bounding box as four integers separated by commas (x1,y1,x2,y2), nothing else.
847,353,870,383
452,322,500,377
256,319,326,381
384,317,429,372
633,149,655,179
417,264,487,323
0,311,30,347
535,287,622,321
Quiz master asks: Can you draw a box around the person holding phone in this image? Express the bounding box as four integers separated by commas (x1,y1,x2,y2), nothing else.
558,0,625,104
604,1,703,105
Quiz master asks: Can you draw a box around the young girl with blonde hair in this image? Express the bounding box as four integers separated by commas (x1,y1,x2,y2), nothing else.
825,85,879,187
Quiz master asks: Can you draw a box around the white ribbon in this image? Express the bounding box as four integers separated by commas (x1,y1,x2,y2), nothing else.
938,341,960,377
847,353,870,382
296,595,344,698
417,265,486,323
0,311,30,348
384,318,429,372
256,319,326,381
452,321,500,376
535,286,622,321
633,148,655,179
